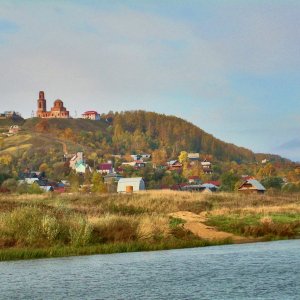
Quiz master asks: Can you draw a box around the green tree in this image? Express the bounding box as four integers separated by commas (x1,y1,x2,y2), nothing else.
220,172,239,192
91,172,107,193
261,177,283,190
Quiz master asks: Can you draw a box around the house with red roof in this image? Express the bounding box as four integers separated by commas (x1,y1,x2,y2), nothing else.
97,162,113,175
82,111,100,120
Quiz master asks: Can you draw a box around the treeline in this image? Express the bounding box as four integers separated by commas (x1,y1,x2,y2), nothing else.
111,111,256,162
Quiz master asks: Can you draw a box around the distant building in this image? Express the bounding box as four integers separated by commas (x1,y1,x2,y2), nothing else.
201,159,212,174
97,163,113,175
69,152,84,170
36,91,70,118
188,153,200,161
0,111,23,120
121,160,146,169
82,111,101,120
117,177,145,193
75,162,91,174
188,176,201,184
167,160,183,171
238,179,266,194
8,125,20,135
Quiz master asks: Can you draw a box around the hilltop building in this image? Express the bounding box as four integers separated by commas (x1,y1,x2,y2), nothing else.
82,111,100,120
0,111,23,120
36,91,70,118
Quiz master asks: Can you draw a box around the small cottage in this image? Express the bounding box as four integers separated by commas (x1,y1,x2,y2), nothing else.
82,111,101,120
238,179,266,194
167,160,183,171
117,177,145,193
98,163,113,175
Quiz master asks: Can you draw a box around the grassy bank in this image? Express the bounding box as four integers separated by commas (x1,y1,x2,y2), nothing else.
0,239,233,261
0,190,299,261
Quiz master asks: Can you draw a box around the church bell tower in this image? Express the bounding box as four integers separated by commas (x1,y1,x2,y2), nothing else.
37,91,47,117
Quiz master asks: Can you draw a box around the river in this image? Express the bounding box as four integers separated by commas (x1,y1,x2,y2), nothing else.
0,240,299,299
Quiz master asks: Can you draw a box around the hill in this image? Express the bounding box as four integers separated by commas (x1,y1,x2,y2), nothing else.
0,111,289,175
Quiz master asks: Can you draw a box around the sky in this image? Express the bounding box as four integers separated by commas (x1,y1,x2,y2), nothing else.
0,0,300,161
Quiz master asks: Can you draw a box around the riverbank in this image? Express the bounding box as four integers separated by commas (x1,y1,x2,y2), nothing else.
0,191,299,261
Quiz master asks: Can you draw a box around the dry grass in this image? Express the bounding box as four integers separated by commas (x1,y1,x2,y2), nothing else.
0,190,299,254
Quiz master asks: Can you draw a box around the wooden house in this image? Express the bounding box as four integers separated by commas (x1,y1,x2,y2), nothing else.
167,160,183,171
238,179,266,194
97,163,113,175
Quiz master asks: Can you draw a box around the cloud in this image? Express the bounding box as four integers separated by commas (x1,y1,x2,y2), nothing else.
0,1,300,160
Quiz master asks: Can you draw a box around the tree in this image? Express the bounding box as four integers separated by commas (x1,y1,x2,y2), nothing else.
39,163,49,173
91,172,107,193
69,171,80,192
220,172,239,192
261,177,284,190
257,163,276,179
152,149,167,167
178,151,188,164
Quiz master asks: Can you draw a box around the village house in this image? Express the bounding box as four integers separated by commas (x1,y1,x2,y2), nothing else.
188,153,200,161
188,176,201,184
75,161,92,174
204,181,221,188
201,159,212,174
167,160,183,171
36,91,70,118
0,111,23,120
238,178,266,194
9,125,20,135
97,162,113,175
69,152,84,170
68,152,91,174
81,111,101,120
117,177,145,193
122,160,146,169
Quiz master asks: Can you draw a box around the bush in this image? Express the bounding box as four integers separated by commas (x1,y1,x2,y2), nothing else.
0,207,92,248
93,215,138,243
27,182,44,194
1,179,18,193
69,215,92,246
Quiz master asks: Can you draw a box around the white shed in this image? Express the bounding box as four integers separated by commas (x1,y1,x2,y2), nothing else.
117,177,145,193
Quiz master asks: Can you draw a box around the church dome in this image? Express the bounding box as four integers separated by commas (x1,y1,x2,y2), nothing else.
54,99,63,107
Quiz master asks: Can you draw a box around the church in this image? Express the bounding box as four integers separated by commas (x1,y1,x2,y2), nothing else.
36,91,70,118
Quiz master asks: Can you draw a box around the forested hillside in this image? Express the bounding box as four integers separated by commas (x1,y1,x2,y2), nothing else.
0,111,287,171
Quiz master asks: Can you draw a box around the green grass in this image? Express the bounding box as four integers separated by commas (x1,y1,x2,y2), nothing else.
0,238,232,261
206,213,300,238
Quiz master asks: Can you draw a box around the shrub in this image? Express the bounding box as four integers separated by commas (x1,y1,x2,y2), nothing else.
1,179,18,193
69,215,92,246
0,207,92,248
27,182,44,194
93,215,138,243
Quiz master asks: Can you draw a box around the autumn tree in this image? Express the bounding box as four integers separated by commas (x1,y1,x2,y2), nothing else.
152,149,167,167
91,172,107,193
178,151,188,164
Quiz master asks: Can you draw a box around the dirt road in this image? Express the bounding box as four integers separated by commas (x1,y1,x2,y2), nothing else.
170,211,250,243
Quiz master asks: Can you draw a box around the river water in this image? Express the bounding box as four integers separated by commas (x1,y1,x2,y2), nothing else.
0,240,299,299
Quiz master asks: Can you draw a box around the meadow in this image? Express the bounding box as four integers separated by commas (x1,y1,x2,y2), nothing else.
0,190,299,261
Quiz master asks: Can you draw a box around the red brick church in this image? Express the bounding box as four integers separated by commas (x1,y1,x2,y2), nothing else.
36,91,70,118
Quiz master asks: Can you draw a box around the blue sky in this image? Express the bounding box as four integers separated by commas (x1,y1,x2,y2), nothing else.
0,0,300,161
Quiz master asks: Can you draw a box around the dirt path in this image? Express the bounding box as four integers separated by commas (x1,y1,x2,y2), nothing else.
170,211,251,243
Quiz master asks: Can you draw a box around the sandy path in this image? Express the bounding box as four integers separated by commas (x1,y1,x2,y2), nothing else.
170,211,249,243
